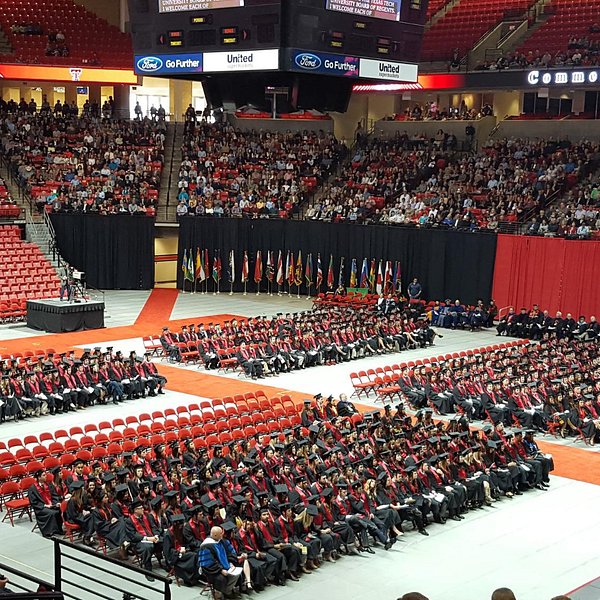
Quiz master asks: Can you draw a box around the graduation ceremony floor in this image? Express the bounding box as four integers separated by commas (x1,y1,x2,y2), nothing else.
0,290,599,600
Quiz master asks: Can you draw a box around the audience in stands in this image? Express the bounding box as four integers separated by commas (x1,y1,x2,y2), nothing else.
0,109,164,215
382,100,491,122
0,347,166,423
475,40,600,71
304,135,590,231
176,123,343,219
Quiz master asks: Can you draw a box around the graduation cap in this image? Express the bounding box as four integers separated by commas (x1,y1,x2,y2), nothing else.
486,440,499,449
202,499,220,511
411,444,423,451
308,423,320,434
377,471,388,482
150,496,163,509
130,499,144,510
303,399,312,405
233,495,247,505
427,436,440,445
438,452,449,460
405,465,417,474
69,480,84,491
222,520,237,533
315,439,327,451
164,490,179,499
306,504,319,517
306,494,320,504
320,487,333,498
207,478,223,488
584,394,595,400
116,468,129,477
336,482,348,489
170,514,185,525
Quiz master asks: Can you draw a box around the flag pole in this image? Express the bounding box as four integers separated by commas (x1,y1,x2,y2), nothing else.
244,280,247,296
307,283,311,300
230,280,233,296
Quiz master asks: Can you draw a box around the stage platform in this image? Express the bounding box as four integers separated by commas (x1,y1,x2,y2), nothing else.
26,299,105,333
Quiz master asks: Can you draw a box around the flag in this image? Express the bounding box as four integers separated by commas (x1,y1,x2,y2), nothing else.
228,250,235,283
241,251,249,283
287,251,295,286
368,258,376,291
199,249,206,282
327,254,334,289
338,256,345,289
305,253,313,287
187,249,194,282
393,260,402,292
254,250,263,284
266,251,275,282
360,258,368,289
195,247,202,280
376,260,383,294
276,250,284,285
384,260,393,293
349,258,357,288
212,251,221,283
295,251,303,286
316,253,323,289
182,249,189,281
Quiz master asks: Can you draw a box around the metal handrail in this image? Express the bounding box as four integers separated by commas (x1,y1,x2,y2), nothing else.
53,538,172,600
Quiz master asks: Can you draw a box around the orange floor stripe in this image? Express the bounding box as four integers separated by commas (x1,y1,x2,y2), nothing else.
135,289,179,325
536,440,600,485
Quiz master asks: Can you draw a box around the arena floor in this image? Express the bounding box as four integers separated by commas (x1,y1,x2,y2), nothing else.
0,290,599,600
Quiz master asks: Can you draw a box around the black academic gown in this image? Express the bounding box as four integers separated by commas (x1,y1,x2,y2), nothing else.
28,483,63,537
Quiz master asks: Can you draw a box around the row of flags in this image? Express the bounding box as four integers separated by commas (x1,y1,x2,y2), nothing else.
182,248,402,293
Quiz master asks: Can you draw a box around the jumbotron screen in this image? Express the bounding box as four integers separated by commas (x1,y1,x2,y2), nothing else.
158,0,244,12
325,0,401,22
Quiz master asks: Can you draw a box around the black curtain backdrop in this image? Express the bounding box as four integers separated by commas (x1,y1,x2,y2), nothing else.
178,218,498,304
50,214,155,290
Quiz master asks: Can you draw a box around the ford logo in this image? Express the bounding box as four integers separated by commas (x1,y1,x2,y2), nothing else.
137,56,163,72
295,53,322,70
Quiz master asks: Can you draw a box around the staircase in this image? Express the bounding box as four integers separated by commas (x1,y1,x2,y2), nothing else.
426,0,463,28
26,211,62,271
156,121,182,224
0,160,32,220
498,4,553,55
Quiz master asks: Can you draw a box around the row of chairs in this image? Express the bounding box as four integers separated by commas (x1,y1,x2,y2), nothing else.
0,391,307,464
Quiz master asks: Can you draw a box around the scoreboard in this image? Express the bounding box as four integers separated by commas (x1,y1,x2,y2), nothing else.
129,0,426,79
128,0,427,111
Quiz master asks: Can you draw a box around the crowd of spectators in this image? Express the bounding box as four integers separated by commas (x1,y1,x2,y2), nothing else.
303,135,594,231
475,35,600,71
0,103,165,215
175,123,343,219
525,178,600,239
384,100,493,122
45,30,68,57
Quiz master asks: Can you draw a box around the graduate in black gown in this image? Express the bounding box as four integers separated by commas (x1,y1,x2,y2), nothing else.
28,470,63,538
163,514,200,586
